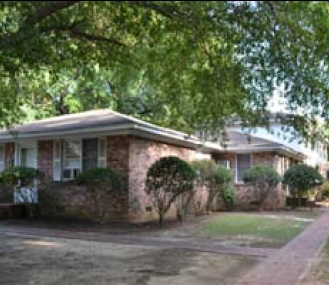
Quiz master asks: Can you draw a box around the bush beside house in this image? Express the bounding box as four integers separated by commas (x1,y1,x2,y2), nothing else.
243,164,281,211
78,168,123,223
145,156,196,225
191,160,234,212
283,164,324,208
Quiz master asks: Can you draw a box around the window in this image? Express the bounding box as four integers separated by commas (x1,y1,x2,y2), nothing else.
82,139,98,172
218,160,230,169
63,140,82,180
98,138,107,168
236,154,251,182
55,138,107,181
0,145,4,172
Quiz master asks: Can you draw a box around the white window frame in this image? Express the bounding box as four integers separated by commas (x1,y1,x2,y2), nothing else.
97,137,107,168
63,139,82,181
53,140,62,181
218,160,230,169
0,145,5,172
235,153,251,183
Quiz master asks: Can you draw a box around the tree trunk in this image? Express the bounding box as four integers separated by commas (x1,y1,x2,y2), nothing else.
159,214,164,227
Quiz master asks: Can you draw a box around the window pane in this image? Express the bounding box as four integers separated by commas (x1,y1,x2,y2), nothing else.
82,139,98,172
99,138,106,158
65,141,81,159
20,148,27,167
218,160,230,169
0,146,4,161
237,154,250,182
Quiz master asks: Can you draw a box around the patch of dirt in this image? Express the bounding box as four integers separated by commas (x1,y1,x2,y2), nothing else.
0,233,259,285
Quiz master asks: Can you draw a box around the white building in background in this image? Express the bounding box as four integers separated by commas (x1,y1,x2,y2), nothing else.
226,87,329,178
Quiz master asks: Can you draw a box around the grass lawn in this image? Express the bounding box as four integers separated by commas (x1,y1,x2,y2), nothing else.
298,239,329,285
201,211,320,248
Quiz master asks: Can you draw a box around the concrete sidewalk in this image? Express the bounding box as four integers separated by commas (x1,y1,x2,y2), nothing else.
239,211,329,285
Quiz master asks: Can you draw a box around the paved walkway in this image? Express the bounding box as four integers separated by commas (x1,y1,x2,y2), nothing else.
0,224,274,258
239,211,329,285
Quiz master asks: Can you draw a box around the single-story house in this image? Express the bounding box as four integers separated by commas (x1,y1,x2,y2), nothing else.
0,109,309,221
0,110,219,221
213,131,306,209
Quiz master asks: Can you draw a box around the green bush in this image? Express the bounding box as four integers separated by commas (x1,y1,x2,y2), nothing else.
78,168,122,190
243,164,281,210
220,185,236,211
0,166,44,187
146,156,195,225
318,180,329,199
78,168,123,223
191,160,233,212
283,164,323,207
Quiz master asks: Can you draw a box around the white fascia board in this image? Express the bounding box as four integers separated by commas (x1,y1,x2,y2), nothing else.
224,146,306,160
0,123,219,152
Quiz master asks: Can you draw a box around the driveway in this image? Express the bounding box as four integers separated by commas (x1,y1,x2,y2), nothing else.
0,233,259,285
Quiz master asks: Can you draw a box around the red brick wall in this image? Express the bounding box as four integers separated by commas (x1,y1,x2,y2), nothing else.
106,136,131,218
128,137,193,221
38,140,53,181
4,143,15,167
35,135,202,222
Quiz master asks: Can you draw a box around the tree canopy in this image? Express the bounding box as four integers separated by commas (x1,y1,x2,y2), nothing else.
1,1,329,137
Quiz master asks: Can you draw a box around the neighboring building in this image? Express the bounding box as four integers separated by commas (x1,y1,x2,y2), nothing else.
227,115,329,178
212,131,306,209
0,110,219,222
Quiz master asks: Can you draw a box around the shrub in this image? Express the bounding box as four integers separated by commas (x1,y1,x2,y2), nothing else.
220,185,236,211
320,181,329,199
145,156,195,225
0,167,44,217
0,166,44,188
243,164,281,210
191,160,233,212
283,164,323,207
78,168,123,223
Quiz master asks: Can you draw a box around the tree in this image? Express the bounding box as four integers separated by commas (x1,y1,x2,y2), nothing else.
78,168,123,223
191,160,232,212
243,164,281,210
145,156,195,225
1,2,329,135
283,164,323,208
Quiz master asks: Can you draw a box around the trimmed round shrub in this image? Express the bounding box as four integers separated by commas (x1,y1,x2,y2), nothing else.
283,164,323,207
243,164,281,210
146,156,196,225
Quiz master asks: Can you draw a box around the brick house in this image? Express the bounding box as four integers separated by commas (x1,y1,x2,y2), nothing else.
212,131,306,209
0,109,314,220
0,110,219,221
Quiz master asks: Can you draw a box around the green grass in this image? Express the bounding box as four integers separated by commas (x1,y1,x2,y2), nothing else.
202,213,313,245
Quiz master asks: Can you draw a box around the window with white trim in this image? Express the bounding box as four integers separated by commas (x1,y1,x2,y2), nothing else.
98,138,107,168
218,160,230,169
236,154,251,182
0,145,4,172
63,140,82,180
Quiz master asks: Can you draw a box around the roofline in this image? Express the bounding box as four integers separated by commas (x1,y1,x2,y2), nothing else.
222,145,306,160
0,122,222,153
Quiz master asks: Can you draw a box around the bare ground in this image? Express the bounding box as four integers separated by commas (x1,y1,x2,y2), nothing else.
0,233,259,285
